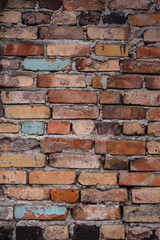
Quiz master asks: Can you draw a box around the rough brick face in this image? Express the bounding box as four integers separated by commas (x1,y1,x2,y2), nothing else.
1,0,160,236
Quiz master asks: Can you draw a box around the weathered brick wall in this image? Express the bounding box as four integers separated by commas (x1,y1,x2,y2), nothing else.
0,0,160,239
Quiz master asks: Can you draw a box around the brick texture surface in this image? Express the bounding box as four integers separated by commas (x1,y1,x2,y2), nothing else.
0,0,159,238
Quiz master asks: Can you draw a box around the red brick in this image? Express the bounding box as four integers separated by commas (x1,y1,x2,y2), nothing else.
109,0,150,10
102,106,146,120
47,44,90,57
72,205,120,220
3,43,44,56
119,172,160,186
95,140,146,155
78,172,117,186
81,188,127,203
104,156,128,170
108,75,142,89
128,13,160,26
97,122,121,135
145,76,160,90
37,74,86,88
39,0,61,10
72,121,95,135
76,59,120,72
22,11,51,25
63,0,105,11
48,90,97,104
131,158,160,171
40,27,84,39
6,0,36,8
144,29,160,42
124,91,160,106
29,171,76,184
132,189,160,203
0,10,21,23
48,121,70,134
87,27,130,40
123,60,160,74
100,92,121,104
128,226,154,240
148,123,160,136
5,106,50,119
41,138,92,153
52,12,77,25
53,106,99,119
4,187,50,200
51,189,79,203
148,108,160,121
0,171,26,184
137,46,160,58
0,26,37,39
50,154,101,169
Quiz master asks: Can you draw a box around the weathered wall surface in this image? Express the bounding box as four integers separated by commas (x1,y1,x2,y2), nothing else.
0,0,160,239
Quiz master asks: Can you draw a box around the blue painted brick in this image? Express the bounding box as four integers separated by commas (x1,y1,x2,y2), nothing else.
22,121,44,135
22,58,72,71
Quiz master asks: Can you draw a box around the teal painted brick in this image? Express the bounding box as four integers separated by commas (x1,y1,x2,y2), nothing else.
22,121,44,135
14,205,67,220
22,58,72,71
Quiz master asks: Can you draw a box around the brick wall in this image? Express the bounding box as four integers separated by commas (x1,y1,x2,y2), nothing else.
0,0,160,239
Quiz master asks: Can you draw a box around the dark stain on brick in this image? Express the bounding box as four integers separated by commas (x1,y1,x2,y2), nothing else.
78,11,101,26
22,11,51,25
0,45,4,56
73,225,99,240
97,122,121,135
102,11,126,24
39,0,61,10
0,226,13,240
0,0,7,12
16,226,42,240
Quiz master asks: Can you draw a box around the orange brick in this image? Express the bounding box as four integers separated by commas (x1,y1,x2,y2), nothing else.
29,171,76,184
37,74,86,88
72,205,120,220
51,189,79,203
148,108,160,121
5,106,50,119
76,59,120,72
101,225,125,239
0,26,37,39
137,46,160,58
92,76,102,88
100,92,121,104
41,138,92,153
148,141,160,154
123,122,145,135
78,172,117,186
148,123,160,136
87,27,130,40
131,158,160,171
95,44,130,57
0,10,21,23
95,140,146,155
47,44,90,57
48,121,70,134
53,106,99,119
132,189,160,203
4,187,50,200
128,13,160,26
0,171,26,184
119,172,160,186
48,90,97,104
0,123,19,133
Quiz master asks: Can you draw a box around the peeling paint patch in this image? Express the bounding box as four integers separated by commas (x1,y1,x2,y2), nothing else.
14,205,67,220
22,121,44,135
22,58,72,71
